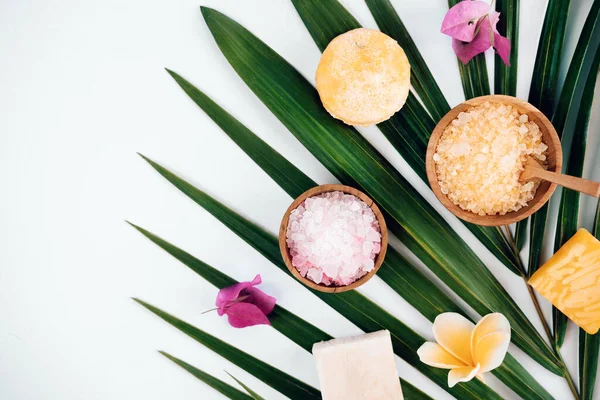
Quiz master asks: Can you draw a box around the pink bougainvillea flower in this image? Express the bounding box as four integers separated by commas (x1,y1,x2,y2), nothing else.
443,1,511,65
215,274,276,328
441,0,491,42
452,12,511,65
490,13,511,65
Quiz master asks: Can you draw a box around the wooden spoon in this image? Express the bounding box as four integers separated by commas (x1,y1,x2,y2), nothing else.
520,156,600,198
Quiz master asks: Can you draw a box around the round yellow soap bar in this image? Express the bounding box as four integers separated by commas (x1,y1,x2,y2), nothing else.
315,28,411,126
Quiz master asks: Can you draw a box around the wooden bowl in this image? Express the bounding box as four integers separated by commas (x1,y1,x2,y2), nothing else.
278,184,388,293
425,95,562,226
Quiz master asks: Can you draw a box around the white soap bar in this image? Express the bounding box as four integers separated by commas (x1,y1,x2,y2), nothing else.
312,330,403,400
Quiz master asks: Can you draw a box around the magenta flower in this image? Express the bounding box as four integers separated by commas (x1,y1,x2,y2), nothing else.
441,0,511,65
215,275,276,328
441,0,491,42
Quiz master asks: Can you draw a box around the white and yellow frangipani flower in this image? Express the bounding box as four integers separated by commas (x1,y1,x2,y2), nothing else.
417,312,511,387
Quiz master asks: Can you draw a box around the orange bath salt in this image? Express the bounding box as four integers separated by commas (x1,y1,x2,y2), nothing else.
315,28,410,126
529,229,600,334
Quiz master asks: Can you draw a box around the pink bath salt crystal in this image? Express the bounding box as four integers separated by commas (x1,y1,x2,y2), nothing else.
286,191,382,286
363,258,375,272
307,268,323,284
366,227,381,242
363,241,374,256
372,242,381,254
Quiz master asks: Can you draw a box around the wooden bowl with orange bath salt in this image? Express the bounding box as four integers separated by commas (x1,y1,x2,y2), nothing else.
426,95,563,226
315,28,411,126
279,184,388,293
427,95,600,226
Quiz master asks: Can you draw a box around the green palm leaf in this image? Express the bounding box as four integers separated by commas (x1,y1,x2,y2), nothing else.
363,0,450,121
164,70,553,399
132,225,435,400
521,0,572,277
495,0,519,95
159,351,254,400
291,0,433,182
164,70,315,199
567,45,600,399
200,6,560,373
580,328,600,400
580,202,600,400
134,158,503,399
167,70,461,321
514,218,528,251
457,57,491,99
132,199,551,400
551,0,600,139
527,207,550,277
447,0,490,98
225,372,265,400
292,0,523,276
376,94,435,183
553,43,600,348
129,221,332,351
529,0,573,118
136,300,322,399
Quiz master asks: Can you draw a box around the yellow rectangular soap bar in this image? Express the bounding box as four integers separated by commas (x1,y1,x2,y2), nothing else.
529,228,600,334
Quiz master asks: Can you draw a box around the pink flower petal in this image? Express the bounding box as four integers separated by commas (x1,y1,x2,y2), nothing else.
489,13,511,65
223,302,271,328
493,32,511,65
489,11,500,27
452,17,493,64
216,274,262,315
441,0,491,42
215,274,276,321
245,287,277,315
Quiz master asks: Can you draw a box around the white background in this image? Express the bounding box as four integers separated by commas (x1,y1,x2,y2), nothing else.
1,0,599,399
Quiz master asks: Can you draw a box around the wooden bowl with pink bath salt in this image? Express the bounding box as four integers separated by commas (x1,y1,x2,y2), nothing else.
279,184,388,293
426,95,562,226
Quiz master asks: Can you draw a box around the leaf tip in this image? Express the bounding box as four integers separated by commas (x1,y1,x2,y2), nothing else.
200,6,227,29
132,297,145,306
164,68,177,79
126,220,146,234
137,153,154,165
200,6,214,19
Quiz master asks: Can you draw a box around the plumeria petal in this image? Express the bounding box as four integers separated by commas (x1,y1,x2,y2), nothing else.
433,313,474,365
473,332,511,372
223,302,271,328
420,312,511,387
417,342,468,369
471,313,511,353
448,363,481,387
441,0,492,42
452,17,493,64
471,313,511,372
216,274,262,314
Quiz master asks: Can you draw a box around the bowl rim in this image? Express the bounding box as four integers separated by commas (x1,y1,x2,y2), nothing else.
278,184,388,293
425,95,563,226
